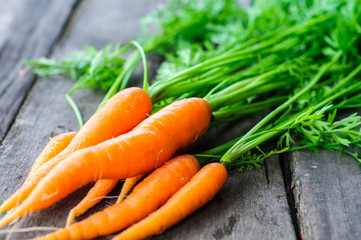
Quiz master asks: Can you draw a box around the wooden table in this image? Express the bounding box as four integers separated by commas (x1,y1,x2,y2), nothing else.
0,1,360,239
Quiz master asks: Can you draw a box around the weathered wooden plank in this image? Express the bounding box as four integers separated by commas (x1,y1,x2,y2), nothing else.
290,150,361,240
0,0,295,239
55,0,164,53
0,0,79,141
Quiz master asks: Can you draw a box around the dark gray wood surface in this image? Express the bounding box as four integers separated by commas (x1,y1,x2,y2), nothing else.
0,0,360,239
291,150,361,240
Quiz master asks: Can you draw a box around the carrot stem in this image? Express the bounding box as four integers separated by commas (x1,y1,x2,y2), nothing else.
65,93,83,128
221,50,342,164
130,41,149,93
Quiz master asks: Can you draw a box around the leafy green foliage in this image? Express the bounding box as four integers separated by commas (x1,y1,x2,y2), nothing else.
234,147,289,172
217,59,361,169
290,110,361,164
26,44,130,127
26,44,128,93
26,0,361,169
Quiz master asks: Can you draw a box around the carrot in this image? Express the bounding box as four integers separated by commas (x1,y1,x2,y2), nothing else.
65,179,119,227
66,173,145,226
0,87,152,215
0,132,76,215
66,174,144,227
35,155,200,240
116,174,144,203
112,162,227,240
28,132,77,178
0,98,211,228
56,87,152,155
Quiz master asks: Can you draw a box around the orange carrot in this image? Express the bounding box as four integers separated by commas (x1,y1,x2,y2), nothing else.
0,98,211,228
113,162,227,240
0,87,152,215
65,179,119,227
35,155,200,240
0,132,76,215
116,174,144,203
57,87,152,156
28,132,77,178
66,174,144,227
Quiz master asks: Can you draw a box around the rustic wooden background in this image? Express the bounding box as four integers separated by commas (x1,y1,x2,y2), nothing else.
0,0,360,239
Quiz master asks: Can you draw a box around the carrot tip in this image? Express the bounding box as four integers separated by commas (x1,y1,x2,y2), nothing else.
65,210,75,227
0,205,8,215
116,195,125,204
0,212,16,229
0,196,17,215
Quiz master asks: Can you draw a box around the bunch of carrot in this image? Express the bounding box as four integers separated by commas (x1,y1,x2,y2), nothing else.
0,84,229,239
2,0,361,239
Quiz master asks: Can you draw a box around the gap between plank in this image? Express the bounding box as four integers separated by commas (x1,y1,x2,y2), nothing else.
53,0,85,47
279,152,302,240
264,159,270,185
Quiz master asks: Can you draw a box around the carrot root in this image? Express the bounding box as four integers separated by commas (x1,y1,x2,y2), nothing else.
0,132,76,215
112,162,227,240
0,154,68,217
35,155,200,240
116,174,144,204
28,132,77,178
0,87,152,217
0,98,211,229
65,179,119,227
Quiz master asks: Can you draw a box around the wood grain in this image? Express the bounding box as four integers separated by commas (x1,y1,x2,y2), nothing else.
290,150,361,240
